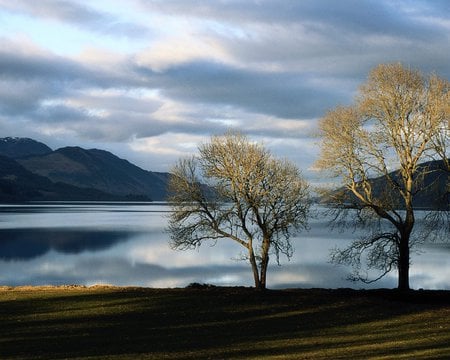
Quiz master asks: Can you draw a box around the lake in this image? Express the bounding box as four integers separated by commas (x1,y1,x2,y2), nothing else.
0,202,448,289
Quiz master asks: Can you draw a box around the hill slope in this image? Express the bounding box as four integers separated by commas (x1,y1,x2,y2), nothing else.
17,146,169,201
0,155,149,202
323,159,449,210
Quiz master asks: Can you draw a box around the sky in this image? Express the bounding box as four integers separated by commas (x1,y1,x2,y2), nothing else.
0,0,449,183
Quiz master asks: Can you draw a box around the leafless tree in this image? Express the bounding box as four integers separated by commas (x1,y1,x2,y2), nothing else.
167,132,311,289
316,63,449,290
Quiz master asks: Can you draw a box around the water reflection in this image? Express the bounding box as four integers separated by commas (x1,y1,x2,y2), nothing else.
0,228,136,260
0,203,448,289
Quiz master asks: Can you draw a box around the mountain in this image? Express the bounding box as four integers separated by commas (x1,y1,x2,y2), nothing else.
0,155,150,202
0,137,52,158
412,160,448,209
323,159,448,210
0,155,51,201
0,137,171,202
17,146,169,201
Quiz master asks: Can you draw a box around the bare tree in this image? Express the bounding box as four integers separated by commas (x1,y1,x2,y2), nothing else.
167,132,311,290
316,63,449,290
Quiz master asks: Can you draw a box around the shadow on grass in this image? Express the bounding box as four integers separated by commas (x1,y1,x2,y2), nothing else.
0,287,449,359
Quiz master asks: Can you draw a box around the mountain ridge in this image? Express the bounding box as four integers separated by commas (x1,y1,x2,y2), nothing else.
0,137,170,202
1,137,446,207
0,137,52,159
0,155,150,202
18,146,169,200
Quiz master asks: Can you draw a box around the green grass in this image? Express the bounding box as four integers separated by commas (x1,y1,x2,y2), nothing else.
0,286,449,359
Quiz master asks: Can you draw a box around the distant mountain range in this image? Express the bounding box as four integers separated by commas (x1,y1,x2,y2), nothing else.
0,137,170,202
0,137,447,207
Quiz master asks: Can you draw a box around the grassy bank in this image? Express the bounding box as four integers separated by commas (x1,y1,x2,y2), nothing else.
0,286,449,359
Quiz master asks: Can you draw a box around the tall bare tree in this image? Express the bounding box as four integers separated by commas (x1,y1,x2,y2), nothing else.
167,132,311,289
316,63,449,290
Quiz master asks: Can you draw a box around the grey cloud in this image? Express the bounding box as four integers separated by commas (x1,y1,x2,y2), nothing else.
144,61,349,119
0,43,154,134
222,31,450,82
73,94,163,114
0,0,152,38
0,80,43,116
0,47,231,141
73,110,233,142
0,45,112,87
137,0,444,39
2,40,326,140
401,0,450,17
35,104,91,123
139,1,449,80
0,42,148,90
0,0,104,24
73,115,166,141
0,48,78,82
133,0,450,124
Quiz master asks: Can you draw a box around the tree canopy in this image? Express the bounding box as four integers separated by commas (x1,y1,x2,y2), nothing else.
167,132,311,289
316,63,449,290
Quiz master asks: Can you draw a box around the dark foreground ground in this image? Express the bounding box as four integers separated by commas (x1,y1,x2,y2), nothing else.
0,285,449,359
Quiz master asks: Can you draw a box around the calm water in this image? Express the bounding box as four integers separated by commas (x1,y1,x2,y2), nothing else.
0,202,448,289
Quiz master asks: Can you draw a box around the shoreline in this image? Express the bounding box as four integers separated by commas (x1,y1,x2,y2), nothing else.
2,283,450,294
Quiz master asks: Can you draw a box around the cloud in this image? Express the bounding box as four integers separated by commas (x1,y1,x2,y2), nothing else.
135,34,234,72
0,37,325,145
136,0,446,37
0,0,448,172
135,0,450,79
0,0,152,38
0,38,163,141
141,60,349,119
0,37,148,90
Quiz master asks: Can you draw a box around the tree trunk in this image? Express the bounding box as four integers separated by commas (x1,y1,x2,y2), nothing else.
259,237,270,290
248,244,262,289
397,200,414,291
259,254,269,290
397,233,410,291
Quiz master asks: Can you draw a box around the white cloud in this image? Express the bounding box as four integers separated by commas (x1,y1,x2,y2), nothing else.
135,34,234,72
130,134,199,157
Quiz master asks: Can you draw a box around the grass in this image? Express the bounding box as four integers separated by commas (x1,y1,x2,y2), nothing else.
0,285,449,359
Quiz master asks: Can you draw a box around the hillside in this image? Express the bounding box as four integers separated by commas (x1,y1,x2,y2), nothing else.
412,160,449,209
0,155,150,202
0,155,52,201
323,159,449,210
18,146,169,201
0,137,170,201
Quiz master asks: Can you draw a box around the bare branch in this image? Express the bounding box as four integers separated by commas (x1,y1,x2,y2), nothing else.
167,131,311,289
317,63,449,290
